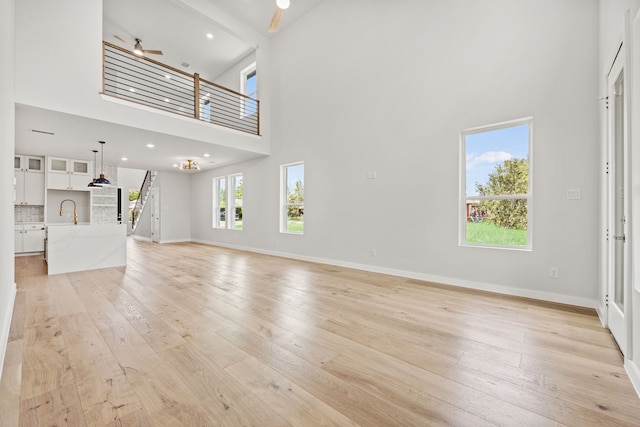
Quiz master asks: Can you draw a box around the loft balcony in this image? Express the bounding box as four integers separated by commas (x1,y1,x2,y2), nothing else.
101,42,260,136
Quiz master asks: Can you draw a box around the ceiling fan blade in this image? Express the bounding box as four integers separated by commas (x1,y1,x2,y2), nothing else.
269,7,283,33
114,35,131,45
142,49,163,55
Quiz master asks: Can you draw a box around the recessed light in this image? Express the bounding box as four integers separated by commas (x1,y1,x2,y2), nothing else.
204,153,210,157
172,164,178,168
165,98,170,103
121,157,128,161
165,74,171,79
129,88,135,92
206,33,214,39
146,143,154,148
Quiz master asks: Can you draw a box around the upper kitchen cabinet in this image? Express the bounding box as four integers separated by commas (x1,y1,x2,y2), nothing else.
14,154,45,205
47,157,92,191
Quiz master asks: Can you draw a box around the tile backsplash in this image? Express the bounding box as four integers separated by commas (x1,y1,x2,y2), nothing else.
15,205,45,223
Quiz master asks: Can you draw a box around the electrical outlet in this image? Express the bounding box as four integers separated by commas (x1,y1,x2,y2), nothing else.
371,248,377,257
550,267,559,278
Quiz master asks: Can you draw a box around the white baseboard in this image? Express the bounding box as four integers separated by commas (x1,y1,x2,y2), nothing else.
0,282,17,383
159,239,191,244
191,239,597,309
625,359,640,399
131,235,152,242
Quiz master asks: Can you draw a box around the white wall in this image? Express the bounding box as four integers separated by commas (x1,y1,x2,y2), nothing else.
191,0,600,306
0,0,16,381
156,172,192,243
13,0,270,155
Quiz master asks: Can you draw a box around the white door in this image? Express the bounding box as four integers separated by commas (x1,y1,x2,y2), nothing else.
150,187,160,243
607,44,629,355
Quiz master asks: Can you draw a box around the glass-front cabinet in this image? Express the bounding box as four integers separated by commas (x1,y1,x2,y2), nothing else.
47,157,91,190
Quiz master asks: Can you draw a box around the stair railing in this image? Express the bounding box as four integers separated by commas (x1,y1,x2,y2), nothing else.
131,170,155,233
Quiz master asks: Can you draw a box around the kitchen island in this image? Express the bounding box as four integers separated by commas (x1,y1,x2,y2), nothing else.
46,223,127,275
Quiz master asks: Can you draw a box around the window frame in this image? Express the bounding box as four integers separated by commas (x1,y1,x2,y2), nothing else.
213,176,227,229
459,117,533,250
240,62,257,117
280,161,304,235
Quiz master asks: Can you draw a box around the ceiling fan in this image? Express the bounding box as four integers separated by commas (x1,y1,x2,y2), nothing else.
268,0,290,33
114,35,163,56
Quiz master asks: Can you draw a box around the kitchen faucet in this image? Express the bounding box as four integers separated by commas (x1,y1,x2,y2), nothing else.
59,199,78,225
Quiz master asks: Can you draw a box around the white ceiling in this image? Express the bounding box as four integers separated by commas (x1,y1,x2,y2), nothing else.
15,0,326,173
15,105,266,172
103,0,255,81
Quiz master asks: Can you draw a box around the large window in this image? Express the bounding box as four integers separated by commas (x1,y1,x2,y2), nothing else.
229,174,243,230
213,176,226,229
213,173,243,230
281,162,304,234
460,118,532,249
240,63,257,116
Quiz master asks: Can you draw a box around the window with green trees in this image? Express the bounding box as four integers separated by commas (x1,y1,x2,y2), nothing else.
281,162,304,234
213,176,226,229
213,174,243,230
461,118,532,249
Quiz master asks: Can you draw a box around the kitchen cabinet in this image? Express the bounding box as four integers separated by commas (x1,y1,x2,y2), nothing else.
47,157,92,190
14,155,45,205
15,155,44,172
15,223,45,253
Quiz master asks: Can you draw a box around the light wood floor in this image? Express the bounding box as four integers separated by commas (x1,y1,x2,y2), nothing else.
1,239,640,426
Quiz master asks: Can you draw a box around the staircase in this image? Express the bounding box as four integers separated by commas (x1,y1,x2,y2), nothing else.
131,170,157,234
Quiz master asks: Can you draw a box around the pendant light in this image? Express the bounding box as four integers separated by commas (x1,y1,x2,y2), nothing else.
87,149,99,187
94,141,111,187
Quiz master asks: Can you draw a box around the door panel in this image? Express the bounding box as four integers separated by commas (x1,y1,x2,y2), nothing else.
607,45,628,355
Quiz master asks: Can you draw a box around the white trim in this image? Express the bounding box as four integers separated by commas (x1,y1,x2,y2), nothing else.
159,239,191,244
625,359,640,399
191,239,597,308
0,282,17,383
595,303,607,327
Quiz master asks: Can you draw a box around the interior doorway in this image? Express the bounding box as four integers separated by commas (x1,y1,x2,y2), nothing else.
150,187,160,243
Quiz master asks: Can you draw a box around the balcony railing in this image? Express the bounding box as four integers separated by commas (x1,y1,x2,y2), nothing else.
102,41,260,136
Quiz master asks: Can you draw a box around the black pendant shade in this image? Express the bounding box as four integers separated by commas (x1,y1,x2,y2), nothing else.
88,141,111,187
